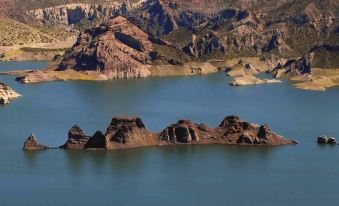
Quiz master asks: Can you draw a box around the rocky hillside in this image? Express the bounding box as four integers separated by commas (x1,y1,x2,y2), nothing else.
0,18,64,46
58,16,154,77
0,0,338,68
57,15,191,76
27,1,141,26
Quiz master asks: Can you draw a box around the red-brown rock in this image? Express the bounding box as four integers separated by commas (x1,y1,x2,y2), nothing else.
23,134,49,151
57,16,153,79
105,116,158,149
160,119,217,144
59,125,89,149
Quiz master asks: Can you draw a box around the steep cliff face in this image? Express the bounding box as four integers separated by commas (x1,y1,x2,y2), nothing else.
2,0,338,69
28,2,135,25
59,125,89,149
127,0,206,36
57,16,154,78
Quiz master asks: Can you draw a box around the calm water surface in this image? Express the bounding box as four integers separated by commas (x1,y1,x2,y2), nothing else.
0,61,338,205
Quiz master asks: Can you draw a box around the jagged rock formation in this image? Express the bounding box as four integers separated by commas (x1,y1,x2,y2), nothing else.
0,82,21,104
273,56,313,78
1,0,338,64
23,134,50,151
128,0,206,36
57,16,153,78
216,116,293,145
24,115,297,151
160,120,217,143
28,2,134,25
59,125,89,149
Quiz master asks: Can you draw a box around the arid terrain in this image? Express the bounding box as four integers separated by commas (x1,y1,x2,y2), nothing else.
0,0,338,91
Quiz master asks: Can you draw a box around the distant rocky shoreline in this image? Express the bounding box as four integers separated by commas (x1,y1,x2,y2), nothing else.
0,12,337,91
23,115,298,151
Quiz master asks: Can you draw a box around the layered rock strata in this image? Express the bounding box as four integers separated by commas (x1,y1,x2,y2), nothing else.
57,16,154,78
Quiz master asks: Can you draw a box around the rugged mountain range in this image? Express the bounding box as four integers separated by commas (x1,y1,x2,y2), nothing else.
0,0,338,68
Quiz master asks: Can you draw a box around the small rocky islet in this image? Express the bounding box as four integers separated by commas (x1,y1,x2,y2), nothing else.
317,135,337,145
0,82,21,104
23,115,298,151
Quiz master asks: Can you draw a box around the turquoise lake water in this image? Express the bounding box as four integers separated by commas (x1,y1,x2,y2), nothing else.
0,61,339,205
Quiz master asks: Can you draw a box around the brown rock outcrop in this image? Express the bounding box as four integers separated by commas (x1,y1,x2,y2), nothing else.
160,120,218,144
217,116,296,145
24,115,297,151
28,2,135,25
59,125,89,149
105,116,159,149
0,82,21,104
160,115,296,146
85,131,109,150
57,16,153,79
273,56,313,78
23,134,49,151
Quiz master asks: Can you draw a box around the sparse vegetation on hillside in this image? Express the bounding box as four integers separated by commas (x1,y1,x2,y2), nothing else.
0,18,73,46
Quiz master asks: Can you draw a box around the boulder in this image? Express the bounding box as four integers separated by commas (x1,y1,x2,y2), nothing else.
317,135,328,144
23,134,49,151
59,125,89,149
327,137,337,145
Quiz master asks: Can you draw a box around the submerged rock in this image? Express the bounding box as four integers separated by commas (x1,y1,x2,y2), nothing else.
230,75,281,86
15,70,61,84
23,134,49,151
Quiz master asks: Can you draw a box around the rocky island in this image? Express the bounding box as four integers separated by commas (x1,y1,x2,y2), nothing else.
23,115,297,151
0,82,21,104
